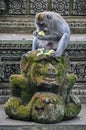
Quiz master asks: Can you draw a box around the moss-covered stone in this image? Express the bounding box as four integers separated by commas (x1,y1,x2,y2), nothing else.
32,92,65,123
59,73,76,102
4,49,81,123
4,97,32,120
10,74,37,105
20,49,69,91
64,95,81,120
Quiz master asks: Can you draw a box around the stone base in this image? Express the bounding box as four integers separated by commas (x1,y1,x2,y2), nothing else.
0,125,86,130
0,104,86,130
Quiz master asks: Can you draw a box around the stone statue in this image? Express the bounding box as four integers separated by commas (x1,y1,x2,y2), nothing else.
4,49,81,123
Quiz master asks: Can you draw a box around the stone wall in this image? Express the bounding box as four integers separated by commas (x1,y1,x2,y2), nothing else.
0,0,86,15
0,0,86,33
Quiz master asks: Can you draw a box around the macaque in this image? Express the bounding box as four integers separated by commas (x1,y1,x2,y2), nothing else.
32,11,70,57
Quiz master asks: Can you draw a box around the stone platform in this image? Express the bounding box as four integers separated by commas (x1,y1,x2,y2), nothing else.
0,33,85,41
0,104,86,130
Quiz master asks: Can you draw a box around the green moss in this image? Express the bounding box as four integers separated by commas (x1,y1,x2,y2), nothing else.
64,103,81,120
20,84,37,105
55,64,65,86
4,97,21,118
10,75,28,89
12,105,31,120
56,53,70,71
66,73,76,88
10,74,37,104
64,95,81,120
10,75,28,97
32,92,65,123
4,49,81,123
4,97,32,120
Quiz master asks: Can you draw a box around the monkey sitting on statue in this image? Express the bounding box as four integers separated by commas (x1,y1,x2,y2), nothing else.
32,11,70,57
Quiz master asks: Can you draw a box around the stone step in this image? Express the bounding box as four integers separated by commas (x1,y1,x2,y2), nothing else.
0,104,86,130
0,96,9,104
0,16,86,33
0,33,85,41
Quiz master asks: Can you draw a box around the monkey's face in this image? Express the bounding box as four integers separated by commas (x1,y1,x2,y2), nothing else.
35,12,52,33
35,19,48,33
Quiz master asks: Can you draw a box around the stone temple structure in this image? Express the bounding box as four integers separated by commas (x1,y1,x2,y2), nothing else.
0,0,86,105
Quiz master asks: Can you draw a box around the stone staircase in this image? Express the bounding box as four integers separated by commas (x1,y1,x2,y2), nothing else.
0,34,86,104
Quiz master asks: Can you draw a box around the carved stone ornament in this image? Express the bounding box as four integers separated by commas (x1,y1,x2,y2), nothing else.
8,0,27,14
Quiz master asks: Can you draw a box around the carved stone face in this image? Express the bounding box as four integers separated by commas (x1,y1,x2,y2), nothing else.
31,57,65,88
32,92,64,123
20,49,66,88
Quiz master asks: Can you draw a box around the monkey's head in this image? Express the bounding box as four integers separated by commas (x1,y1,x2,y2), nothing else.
35,12,52,33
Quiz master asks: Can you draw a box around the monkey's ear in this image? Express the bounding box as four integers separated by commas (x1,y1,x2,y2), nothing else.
47,14,52,20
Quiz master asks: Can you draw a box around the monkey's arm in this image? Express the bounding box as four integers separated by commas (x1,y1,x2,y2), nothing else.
53,33,70,57
34,31,61,41
32,37,39,50
33,30,38,36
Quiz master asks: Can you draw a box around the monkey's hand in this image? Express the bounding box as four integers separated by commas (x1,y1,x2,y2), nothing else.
37,32,61,40
33,30,45,39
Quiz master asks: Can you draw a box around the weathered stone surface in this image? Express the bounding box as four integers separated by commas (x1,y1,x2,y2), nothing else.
64,95,81,120
4,49,81,123
4,96,32,121
1,104,86,129
32,92,65,123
